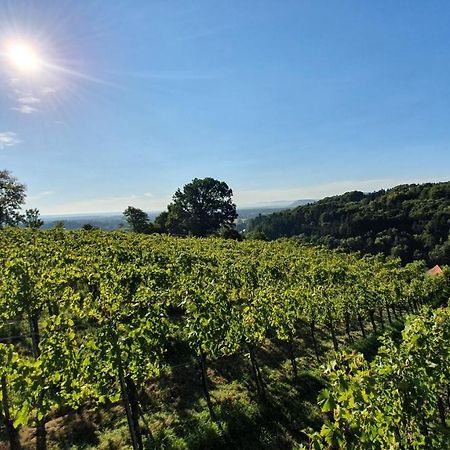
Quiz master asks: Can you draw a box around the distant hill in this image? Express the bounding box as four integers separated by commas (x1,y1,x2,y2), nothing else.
42,201,317,231
236,200,316,232
289,199,316,208
237,200,314,219
41,212,160,230
246,181,450,265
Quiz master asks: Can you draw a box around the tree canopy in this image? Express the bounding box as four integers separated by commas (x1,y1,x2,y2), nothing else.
246,181,450,265
0,170,26,229
123,206,153,234
157,177,238,237
22,208,43,230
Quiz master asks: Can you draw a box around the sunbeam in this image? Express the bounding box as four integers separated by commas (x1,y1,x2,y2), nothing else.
43,60,119,87
4,40,42,73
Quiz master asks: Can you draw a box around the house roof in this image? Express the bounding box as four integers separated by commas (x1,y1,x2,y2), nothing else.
427,265,443,276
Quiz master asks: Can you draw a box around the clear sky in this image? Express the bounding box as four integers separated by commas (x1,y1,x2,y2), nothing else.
0,0,449,214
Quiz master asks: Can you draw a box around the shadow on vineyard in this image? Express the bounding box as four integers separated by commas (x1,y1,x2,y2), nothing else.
13,318,408,450
29,339,328,450
350,320,404,361
124,343,325,449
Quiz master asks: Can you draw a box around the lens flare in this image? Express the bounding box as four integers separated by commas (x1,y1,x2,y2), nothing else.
5,42,42,73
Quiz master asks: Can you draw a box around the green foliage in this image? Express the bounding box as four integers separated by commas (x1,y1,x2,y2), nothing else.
123,206,153,234
215,226,243,240
22,208,44,229
307,305,450,449
153,210,168,233
81,223,98,231
157,177,238,237
247,181,450,265
0,229,447,448
0,169,26,228
246,230,269,241
52,220,65,229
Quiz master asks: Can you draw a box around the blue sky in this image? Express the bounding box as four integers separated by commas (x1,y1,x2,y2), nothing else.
0,0,449,214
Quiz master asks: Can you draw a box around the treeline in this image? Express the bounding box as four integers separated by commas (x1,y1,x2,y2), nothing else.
247,181,450,265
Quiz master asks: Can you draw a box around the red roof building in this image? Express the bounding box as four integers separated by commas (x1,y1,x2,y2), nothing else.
427,265,443,276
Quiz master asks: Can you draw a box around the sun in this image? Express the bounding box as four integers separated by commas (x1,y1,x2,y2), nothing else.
5,41,42,73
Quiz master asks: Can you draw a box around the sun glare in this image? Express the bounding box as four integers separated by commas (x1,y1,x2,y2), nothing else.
5,42,42,73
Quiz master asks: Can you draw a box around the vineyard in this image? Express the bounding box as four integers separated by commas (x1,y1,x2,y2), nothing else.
0,229,448,450
306,304,450,449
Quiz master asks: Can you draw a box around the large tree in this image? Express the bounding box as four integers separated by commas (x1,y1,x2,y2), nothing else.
160,177,238,237
123,206,153,233
0,170,26,229
23,208,44,230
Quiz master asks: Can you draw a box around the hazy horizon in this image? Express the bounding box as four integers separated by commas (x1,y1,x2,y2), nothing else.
33,176,447,216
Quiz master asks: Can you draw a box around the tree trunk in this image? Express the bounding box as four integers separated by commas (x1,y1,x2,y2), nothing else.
136,400,156,446
392,304,399,321
369,310,377,334
118,359,143,450
35,420,47,450
125,376,144,441
28,314,40,359
287,332,298,380
310,321,320,363
28,313,47,450
328,319,339,351
199,351,217,421
386,304,392,324
46,302,59,317
378,306,385,331
344,313,353,342
1,375,21,450
437,395,447,428
357,314,366,338
248,344,265,398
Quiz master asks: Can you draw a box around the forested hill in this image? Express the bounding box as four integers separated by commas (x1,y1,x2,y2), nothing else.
246,181,450,265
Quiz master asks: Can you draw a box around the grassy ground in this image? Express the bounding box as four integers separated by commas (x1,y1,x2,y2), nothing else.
7,316,405,450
